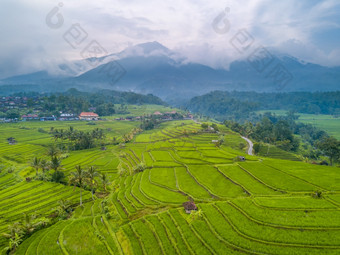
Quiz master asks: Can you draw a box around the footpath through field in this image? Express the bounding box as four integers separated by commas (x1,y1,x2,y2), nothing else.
242,136,253,156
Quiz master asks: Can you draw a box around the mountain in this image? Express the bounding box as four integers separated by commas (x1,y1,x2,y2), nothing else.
1,71,57,84
1,42,339,100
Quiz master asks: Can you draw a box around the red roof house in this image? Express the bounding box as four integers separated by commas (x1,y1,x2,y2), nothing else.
79,112,99,120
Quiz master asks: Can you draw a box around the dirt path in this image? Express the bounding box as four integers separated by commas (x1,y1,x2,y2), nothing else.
241,136,253,156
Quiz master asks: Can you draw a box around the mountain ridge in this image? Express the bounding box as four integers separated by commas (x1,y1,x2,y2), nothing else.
1,41,339,101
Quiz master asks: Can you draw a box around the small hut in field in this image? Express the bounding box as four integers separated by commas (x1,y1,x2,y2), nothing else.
183,201,197,214
7,137,17,145
237,156,246,161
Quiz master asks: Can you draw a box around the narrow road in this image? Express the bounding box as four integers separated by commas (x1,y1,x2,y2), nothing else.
241,136,253,156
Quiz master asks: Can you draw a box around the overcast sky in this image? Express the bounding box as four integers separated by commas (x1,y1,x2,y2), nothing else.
0,0,339,78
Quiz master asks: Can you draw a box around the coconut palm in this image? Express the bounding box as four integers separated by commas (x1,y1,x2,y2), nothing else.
66,126,75,140
49,156,62,172
99,172,110,192
55,199,72,217
46,145,60,159
30,157,41,176
21,213,36,236
69,165,87,206
40,159,49,177
86,166,99,200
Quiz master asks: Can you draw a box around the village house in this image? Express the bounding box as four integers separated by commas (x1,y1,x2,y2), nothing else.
79,112,99,121
21,114,39,121
184,113,194,120
59,113,77,121
40,116,57,121
164,110,177,115
153,111,163,116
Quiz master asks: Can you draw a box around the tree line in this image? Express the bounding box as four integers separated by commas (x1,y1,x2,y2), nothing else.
51,126,106,150
185,91,340,121
225,112,340,165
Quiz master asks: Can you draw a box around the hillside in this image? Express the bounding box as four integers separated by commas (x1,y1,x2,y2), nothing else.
1,115,340,254
1,42,340,101
186,91,340,120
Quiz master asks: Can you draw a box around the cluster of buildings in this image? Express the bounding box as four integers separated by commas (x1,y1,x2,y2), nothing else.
0,95,101,122
1,112,99,123
0,96,31,110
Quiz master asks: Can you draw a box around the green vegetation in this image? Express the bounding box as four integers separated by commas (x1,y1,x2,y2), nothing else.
1,105,340,254
256,111,340,140
186,91,340,121
0,89,166,119
298,113,340,140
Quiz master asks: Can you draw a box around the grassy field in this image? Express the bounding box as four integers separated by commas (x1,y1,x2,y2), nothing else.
298,114,340,140
1,111,340,254
256,110,340,139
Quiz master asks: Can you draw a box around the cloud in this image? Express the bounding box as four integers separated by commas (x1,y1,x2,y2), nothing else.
0,0,339,78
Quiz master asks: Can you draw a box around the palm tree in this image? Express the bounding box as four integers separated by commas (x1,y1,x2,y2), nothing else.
30,157,41,176
47,145,60,159
99,173,110,192
69,165,87,206
40,159,49,178
55,199,72,216
50,156,62,172
66,126,74,140
86,166,99,200
19,213,47,237
21,213,36,236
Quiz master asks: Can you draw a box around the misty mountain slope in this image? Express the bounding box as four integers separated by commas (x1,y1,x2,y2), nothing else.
73,54,233,98
1,42,339,99
1,71,56,84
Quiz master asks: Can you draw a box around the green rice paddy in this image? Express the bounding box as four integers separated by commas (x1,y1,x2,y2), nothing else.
1,114,340,254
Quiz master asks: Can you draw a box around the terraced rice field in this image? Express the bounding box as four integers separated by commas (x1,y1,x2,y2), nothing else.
1,119,340,254
0,181,92,249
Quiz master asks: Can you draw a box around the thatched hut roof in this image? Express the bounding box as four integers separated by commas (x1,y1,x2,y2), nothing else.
183,201,197,212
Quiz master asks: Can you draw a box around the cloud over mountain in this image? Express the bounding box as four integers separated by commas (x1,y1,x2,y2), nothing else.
0,0,339,79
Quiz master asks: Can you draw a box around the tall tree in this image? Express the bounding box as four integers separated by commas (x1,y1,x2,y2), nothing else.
46,145,60,159
99,173,110,192
50,156,62,172
69,165,87,206
30,157,41,176
40,159,49,177
86,166,99,200
317,137,340,166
